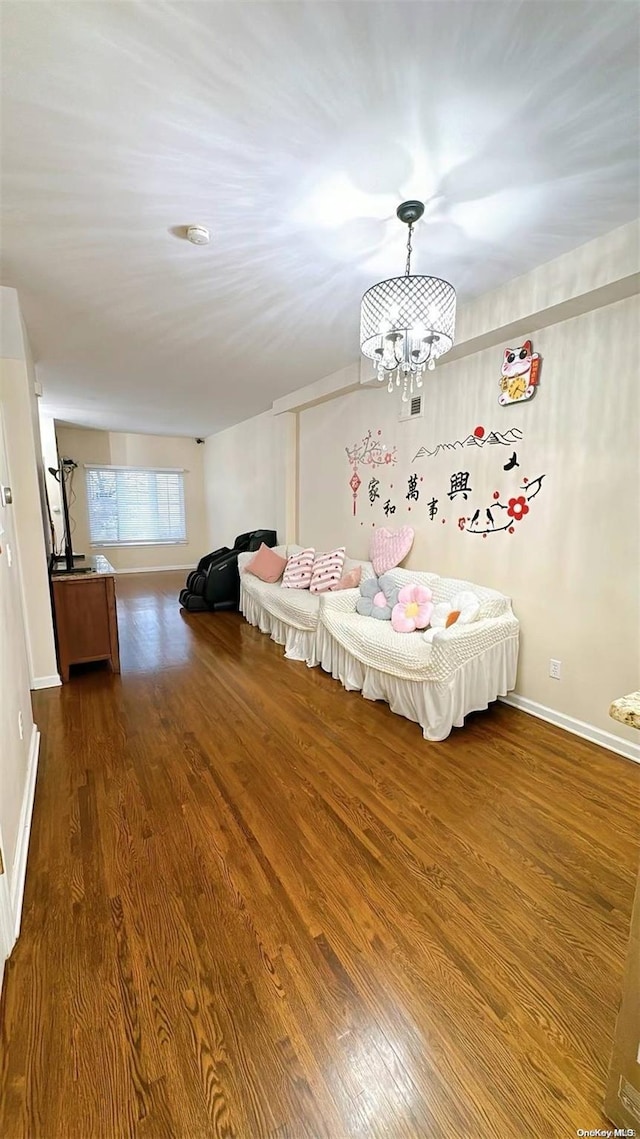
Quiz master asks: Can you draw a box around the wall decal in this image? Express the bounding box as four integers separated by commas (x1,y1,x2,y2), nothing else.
346,429,397,515
503,451,519,471
383,499,396,517
368,477,380,505
499,341,541,405
447,471,473,500
406,473,419,502
413,425,522,462
459,474,546,535
428,497,439,521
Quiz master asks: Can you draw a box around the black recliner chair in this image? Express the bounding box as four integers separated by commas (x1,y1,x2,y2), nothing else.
179,529,277,612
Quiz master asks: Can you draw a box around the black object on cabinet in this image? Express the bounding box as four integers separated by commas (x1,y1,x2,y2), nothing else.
179,529,277,612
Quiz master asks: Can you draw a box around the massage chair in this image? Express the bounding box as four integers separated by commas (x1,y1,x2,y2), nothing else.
179,529,277,612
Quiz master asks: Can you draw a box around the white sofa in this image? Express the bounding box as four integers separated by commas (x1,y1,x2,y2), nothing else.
238,552,519,741
238,546,374,667
317,567,519,741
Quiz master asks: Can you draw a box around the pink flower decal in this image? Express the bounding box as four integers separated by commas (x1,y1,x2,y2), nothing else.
458,517,466,531
507,495,529,521
391,585,434,633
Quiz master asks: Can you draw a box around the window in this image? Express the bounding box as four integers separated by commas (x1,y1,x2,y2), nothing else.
86,466,186,546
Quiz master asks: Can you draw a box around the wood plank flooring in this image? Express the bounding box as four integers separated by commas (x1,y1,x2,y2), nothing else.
1,570,638,1139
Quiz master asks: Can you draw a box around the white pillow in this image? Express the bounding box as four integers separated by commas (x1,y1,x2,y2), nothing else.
423,591,480,642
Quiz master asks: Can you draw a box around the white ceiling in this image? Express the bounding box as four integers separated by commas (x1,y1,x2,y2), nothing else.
1,1,638,437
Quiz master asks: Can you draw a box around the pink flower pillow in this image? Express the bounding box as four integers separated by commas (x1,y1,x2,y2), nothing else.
370,525,414,576
391,584,434,633
281,547,315,589
310,547,346,594
244,543,288,584
331,565,362,591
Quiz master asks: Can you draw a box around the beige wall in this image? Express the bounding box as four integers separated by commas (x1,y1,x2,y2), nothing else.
0,390,36,915
54,425,208,572
202,224,639,757
0,285,53,963
0,287,59,686
203,410,281,547
297,295,639,748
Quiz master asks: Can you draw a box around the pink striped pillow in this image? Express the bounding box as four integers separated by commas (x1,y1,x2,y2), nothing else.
309,547,346,594
281,547,315,589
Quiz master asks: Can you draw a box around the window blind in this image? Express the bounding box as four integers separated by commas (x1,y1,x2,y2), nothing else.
85,466,186,546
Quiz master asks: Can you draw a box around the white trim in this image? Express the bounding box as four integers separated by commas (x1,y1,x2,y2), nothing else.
84,463,185,473
31,673,61,690
0,864,12,994
90,541,188,548
0,824,13,995
114,563,194,575
500,694,640,765
10,724,41,941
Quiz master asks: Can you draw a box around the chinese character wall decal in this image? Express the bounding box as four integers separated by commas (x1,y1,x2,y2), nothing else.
406,473,419,502
345,429,397,515
447,471,472,500
499,341,541,405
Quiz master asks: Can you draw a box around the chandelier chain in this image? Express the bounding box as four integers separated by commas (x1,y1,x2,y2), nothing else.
405,222,413,277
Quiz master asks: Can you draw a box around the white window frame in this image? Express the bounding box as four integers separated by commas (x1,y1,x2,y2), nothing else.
84,464,187,548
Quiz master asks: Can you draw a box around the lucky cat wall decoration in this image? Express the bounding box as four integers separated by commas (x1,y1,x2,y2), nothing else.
499,340,541,405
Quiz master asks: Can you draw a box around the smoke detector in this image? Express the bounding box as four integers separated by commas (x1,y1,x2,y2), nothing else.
186,225,210,245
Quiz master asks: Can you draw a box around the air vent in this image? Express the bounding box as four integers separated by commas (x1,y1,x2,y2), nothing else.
399,393,424,422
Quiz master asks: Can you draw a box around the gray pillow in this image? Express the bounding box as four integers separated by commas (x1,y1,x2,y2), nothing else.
356,574,399,620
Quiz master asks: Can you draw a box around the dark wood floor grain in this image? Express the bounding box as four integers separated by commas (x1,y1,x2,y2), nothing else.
1,571,638,1139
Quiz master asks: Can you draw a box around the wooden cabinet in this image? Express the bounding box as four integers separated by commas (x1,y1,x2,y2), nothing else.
51,558,120,682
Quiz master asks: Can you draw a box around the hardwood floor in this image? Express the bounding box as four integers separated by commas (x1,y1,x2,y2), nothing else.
1,571,638,1139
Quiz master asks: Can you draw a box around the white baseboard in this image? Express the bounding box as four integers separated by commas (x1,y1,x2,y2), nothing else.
115,564,193,575
500,694,640,765
0,862,12,994
31,673,61,690
10,724,41,941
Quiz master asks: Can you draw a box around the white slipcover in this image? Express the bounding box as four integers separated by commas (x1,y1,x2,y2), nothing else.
238,549,519,740
318,584,519,740
238,547,374,668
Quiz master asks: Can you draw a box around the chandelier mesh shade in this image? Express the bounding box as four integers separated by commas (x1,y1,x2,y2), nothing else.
360,201,457,399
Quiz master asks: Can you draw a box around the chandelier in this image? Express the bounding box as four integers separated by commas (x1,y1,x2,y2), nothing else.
360,200,456,400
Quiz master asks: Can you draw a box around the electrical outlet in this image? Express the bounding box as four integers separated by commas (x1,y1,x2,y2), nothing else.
549,659,562,680
18,710,24,740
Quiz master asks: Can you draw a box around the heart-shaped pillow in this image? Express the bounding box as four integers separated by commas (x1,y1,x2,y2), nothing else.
370,526,414,576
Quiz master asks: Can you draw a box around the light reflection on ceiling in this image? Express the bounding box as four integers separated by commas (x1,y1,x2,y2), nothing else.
1,1,638,436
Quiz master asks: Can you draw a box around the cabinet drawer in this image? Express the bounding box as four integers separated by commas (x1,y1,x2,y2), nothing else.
53,577,112,663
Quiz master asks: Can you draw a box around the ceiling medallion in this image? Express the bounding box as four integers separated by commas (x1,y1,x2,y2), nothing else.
360,200,457,401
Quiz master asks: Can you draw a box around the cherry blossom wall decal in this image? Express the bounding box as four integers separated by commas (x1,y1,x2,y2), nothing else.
460,475,546,535
345,429,397,515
